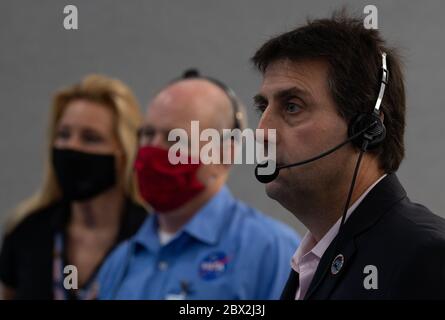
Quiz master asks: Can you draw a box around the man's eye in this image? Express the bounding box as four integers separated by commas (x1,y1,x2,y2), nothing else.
255,104,267,114
139,128,155,139
285,103,302,114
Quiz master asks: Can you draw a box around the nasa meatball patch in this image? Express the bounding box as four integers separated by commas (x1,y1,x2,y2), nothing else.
198,251,230,280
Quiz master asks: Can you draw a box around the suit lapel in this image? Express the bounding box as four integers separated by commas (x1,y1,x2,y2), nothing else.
280,269,300,300
304,237,356,299
304,173,407,300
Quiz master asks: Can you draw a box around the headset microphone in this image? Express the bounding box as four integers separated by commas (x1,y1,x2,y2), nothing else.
255,122,377,184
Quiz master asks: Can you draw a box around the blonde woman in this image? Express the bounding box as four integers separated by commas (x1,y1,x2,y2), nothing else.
0,75,147,299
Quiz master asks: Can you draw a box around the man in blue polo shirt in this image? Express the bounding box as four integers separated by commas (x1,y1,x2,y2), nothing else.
97,72,299,300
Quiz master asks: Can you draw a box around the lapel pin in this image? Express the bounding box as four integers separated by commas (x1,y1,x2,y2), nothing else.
331,254,345,275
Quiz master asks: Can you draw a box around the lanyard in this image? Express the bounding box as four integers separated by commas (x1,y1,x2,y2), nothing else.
52,232,99,300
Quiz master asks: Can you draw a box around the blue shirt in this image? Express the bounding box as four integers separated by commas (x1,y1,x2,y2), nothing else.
97,186,300,300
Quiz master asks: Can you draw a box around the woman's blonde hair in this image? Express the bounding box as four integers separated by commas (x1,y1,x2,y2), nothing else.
6,74,144,233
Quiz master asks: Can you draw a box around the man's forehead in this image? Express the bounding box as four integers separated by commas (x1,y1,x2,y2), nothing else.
259,58,329,95
144,101,198,132
145,78,232,129
144,86,217,131
150,79,226,110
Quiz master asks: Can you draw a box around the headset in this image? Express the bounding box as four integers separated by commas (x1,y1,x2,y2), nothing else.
255,52,388,183
255,52,389,281
180,69,244,130
348,52,388,151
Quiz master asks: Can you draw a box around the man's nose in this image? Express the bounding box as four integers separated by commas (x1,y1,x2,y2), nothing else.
257,106,279,144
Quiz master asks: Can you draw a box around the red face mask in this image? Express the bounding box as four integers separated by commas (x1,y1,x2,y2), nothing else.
135,145,205,213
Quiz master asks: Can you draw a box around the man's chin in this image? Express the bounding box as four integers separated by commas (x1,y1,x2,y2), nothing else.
264,179,283,201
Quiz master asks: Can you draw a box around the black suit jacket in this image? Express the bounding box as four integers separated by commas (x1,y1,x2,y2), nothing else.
281,173,445,300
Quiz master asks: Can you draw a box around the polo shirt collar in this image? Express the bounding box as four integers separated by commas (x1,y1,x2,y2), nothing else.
134,185,235,251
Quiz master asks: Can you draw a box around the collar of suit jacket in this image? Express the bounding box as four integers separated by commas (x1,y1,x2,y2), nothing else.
303,173,407,300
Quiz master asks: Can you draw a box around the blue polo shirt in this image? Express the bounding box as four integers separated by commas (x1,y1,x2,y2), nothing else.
97,186,300,300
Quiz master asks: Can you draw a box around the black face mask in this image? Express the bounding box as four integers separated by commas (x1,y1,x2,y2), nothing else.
52,148,117,202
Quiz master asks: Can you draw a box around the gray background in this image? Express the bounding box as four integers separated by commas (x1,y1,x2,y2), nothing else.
1,0,444,237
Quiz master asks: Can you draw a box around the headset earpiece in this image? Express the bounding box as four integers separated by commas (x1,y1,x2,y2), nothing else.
348,112,386,151
347,52,388,152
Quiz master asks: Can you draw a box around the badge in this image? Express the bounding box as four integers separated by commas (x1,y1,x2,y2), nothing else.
198,251,230,280
331,254,345,275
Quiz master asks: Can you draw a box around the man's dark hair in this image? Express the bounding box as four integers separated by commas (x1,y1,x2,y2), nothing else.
251,10,405,173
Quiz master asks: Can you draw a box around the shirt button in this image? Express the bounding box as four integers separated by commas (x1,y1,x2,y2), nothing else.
158,261,168,271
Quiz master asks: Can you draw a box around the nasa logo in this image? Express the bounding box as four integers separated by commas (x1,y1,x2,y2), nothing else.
198,252,230,280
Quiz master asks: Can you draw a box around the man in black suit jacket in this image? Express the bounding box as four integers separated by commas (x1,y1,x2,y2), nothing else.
251,11,445,299
281,173,445,299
